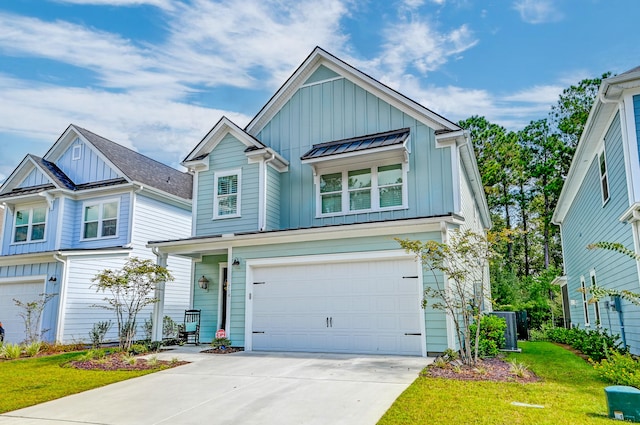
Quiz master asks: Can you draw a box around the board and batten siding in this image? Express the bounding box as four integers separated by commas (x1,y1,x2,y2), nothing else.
0,261,63,342
55,138,119,185
2,199,60,255
254,77,454,230
266,165,281,231
213,232,446,353
194,134,260,236
130,194,192,322
561,112,640,353
17,167,49,188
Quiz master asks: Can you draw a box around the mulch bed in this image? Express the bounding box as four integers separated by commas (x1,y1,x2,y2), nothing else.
69,354,188,371
424,357,540,383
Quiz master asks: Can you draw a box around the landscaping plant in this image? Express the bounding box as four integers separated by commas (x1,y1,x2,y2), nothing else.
13,293,56,344
89,320,113,348
592,350,640,389
469,314,507,358
211,337,232,349
92,257,173,351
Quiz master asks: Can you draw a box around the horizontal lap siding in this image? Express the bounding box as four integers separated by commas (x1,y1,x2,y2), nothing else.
193,254,226,343
561,112,640,353
255,78,454,230
195,135,259,236
225,231,446,353
131,194,193,323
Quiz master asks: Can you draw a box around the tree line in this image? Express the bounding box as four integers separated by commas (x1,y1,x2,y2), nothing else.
459,72,611,327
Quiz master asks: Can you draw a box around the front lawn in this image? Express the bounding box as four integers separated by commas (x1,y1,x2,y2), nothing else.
0,351,161,413
378,341,611,424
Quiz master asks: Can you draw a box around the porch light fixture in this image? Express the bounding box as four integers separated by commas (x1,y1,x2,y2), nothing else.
48,276,57,283
198,275,210,290
232,258,240,266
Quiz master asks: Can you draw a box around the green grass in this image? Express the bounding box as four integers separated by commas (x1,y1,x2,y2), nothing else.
378,341,611,425
0,351,159,413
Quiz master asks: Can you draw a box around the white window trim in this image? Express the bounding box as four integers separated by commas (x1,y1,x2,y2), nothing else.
590,270,601,326
580,276,590,326
72,144,82,161
11,205,48,244
213,169,241,220
81,198,120,241
598,149,610,205
315,162,408,218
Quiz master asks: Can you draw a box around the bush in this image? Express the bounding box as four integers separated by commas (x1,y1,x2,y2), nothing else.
211,337,232,349
469,315,506,358
537,326,624,361
0,343,22,359
24,341,42,357
128,343,149,355
593,351,640,388
89,321,113,348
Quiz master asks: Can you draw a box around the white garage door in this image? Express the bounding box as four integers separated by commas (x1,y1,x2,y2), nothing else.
250,256,424,356
0,280,45,344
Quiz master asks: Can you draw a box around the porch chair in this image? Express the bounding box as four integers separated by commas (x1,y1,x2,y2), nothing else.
178,309,201,345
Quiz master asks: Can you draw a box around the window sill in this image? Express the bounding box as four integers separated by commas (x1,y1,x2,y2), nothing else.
316,205,408,219
212,215,241,220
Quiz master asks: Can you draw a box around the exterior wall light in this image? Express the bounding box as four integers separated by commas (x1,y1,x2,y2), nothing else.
198,275,210,290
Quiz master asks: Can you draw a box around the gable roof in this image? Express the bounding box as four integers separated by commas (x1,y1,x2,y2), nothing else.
182,117,288,171
71,126,192,200
246,46,460,137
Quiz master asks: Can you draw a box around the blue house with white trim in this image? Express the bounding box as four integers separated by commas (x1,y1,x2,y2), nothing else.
553,67,640,355
149,47,491,356
0,125,193,344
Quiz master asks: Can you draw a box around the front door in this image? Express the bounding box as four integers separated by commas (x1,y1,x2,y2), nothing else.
219,266,228,330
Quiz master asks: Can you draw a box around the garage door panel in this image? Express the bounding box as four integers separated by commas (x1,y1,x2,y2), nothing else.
251,257,423,356
0,281,45,344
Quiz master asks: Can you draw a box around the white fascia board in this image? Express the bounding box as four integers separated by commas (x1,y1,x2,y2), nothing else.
56,249,131,258
0,156,59,195
183,117,265,163
246,47,459,136
132,183,192,210
245,148,289,172
457,134,491,229
550,275,567,286
148,216,460,256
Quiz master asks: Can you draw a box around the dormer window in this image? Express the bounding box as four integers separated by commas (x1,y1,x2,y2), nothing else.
13,206,47,243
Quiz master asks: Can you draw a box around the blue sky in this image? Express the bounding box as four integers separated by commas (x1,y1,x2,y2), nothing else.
1,0,639,181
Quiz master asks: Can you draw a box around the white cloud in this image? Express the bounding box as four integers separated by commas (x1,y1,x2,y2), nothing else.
503,84,563,104
54,0,175,9
513,0,562,24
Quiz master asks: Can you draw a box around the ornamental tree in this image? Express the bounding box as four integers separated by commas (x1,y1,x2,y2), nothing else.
92,257,173,350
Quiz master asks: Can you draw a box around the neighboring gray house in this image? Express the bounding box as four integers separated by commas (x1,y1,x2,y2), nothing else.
553,67,640,355
0,125,193,344
149,47,491,357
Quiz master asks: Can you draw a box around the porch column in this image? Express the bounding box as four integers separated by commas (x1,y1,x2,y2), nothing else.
151,251,168,342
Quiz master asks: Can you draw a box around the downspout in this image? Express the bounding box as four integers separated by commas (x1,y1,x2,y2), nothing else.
53,253,67,343
151,246,167,342
260,153,276,232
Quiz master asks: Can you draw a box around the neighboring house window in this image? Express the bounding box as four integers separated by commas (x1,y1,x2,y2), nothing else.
599,150,609,204
83,200,118,239
214,170,241,218
580,276,590,326
590,272,601,326
72,144,82,160
13,206,46,243
318,163,406,216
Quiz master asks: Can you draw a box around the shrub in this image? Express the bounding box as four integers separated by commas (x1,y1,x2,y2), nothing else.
1,343,22,359
163,316,178,339
469,315,506,358
89,321,112,348
536,326,624,361
211,337,232,349
509,359,531,378
128,343,149,355
593,351,640,388
24,341,42,357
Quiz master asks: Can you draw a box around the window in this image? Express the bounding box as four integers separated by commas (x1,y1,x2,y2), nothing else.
580,276,590,326
13,206,46,243
317,163,406,216
83,200,118,239
590,272,601,326
599,150,609,204
214,170,241,218
72,144,82,160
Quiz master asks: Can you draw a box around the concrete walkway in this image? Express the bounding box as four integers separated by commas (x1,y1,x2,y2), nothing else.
0,347,430,425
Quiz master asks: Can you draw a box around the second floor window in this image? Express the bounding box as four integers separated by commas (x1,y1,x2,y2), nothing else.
83,200,118,239
214,170,241,218
14,206,46,243
318,163,406,216
599,150,609,204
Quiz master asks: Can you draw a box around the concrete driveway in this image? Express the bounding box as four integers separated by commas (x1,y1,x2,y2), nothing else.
0,349,430,425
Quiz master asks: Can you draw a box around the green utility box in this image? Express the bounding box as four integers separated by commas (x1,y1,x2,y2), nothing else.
605,385,640,422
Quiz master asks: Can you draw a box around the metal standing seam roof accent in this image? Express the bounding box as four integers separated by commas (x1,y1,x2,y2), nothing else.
301,128,410,160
